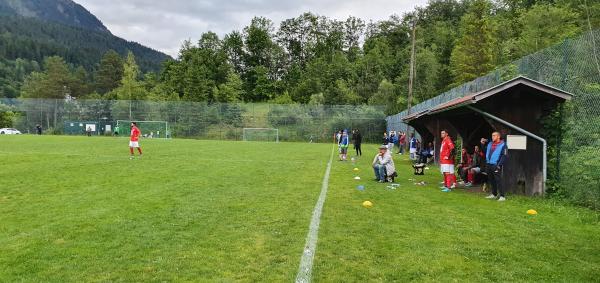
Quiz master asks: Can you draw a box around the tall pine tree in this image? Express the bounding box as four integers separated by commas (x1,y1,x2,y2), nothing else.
449,0,495,85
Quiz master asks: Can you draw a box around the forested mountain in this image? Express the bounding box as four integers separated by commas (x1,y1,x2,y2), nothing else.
0,0,108,33
0,15,170,72
0,0,173,99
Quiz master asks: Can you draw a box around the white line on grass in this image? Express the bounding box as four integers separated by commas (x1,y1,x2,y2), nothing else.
295,146,335,283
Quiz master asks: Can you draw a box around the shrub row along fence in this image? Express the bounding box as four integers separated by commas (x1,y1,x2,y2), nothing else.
387,29,600,209
0,98,386,143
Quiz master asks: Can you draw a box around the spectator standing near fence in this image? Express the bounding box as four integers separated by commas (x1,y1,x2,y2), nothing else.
335,130,342,153
339,131,349,161
398,132,406,154
485,132,508,201
352,129,362,156
388,131,396,153
382,132,389,146
440,130,456,192
36,124,42,135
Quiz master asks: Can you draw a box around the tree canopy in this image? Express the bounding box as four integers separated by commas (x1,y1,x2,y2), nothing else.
3,0,598,115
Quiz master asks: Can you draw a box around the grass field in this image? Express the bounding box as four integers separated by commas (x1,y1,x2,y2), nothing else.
1,135,599,282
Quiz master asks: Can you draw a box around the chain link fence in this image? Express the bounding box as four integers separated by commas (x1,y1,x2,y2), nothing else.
387,29,600,208
0,98,386,143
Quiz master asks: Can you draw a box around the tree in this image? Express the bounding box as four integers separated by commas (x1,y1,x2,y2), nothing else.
449,0,495,85
0,103,18,128
215,70,243,103
121,52,144,100
20,56,73,99
95,50,124,94
516,4,580,56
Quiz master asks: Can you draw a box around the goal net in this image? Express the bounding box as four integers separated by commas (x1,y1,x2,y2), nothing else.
116,120,170,139
243,128,279,142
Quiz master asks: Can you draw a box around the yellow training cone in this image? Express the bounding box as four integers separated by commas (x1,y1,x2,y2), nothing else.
362,201,373,208
353,168,359,172
527,209,538,215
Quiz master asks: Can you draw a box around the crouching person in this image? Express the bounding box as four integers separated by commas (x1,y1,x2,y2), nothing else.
373,145,397,183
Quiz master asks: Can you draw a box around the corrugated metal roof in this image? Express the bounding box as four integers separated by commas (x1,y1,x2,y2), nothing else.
403,76,573,123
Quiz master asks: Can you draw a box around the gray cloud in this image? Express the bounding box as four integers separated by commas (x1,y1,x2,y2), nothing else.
75,0,428,57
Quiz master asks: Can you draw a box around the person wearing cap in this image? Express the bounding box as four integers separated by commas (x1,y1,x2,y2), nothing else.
372,145,396,183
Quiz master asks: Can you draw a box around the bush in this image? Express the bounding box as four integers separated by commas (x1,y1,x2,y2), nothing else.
0,103,18,128
557,146,600,210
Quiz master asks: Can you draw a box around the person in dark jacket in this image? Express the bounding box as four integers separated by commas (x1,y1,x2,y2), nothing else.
485,132,508,201
457,148,471,182
418,142,434,164
36,124,42,135
382,132,389,146
465,145,482,187
352,129,362,156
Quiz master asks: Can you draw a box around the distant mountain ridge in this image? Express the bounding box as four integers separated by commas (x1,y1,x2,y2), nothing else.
0,0,171,72
0,0,109,33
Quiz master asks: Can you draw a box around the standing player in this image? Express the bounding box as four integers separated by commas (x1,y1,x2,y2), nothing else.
129,122,143,159
440,129,456,192
339,130,349,161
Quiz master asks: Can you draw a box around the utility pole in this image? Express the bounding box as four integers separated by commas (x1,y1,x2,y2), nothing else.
405,13,418,139
407,13,417,117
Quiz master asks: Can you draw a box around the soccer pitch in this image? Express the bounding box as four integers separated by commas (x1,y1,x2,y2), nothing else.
1,136,599,282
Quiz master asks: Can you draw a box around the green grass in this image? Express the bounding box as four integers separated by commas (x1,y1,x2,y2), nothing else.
315,144,600,282
0,136,599,282
0,136,330,281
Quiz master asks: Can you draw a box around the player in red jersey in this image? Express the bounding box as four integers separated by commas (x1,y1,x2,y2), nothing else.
129,122,143,159
440,129,456,192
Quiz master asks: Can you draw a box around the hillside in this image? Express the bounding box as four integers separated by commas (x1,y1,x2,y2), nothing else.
0,0,109,33
0,15,170,73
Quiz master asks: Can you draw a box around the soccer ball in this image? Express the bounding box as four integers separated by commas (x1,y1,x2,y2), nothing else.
527,209,538,215
362,201,373,208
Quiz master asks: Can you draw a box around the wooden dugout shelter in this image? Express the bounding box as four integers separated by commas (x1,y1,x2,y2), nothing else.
403,76,572,196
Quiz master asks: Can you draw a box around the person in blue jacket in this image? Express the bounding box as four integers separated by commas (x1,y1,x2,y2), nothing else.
485,132,508,201
339,130,350,161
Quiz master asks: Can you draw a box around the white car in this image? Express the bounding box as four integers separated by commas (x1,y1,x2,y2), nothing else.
0,128,22,135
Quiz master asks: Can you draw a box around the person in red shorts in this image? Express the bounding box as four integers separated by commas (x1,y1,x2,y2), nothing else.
440,129,456,192
129,122,143,159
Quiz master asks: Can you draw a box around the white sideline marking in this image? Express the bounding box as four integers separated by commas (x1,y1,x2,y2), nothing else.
295,146,335,283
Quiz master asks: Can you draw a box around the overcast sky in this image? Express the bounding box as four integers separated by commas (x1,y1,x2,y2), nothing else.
75,0,428,57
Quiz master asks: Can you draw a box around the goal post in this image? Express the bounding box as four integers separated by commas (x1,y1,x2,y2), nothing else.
243,128,279,142
115,120,170,139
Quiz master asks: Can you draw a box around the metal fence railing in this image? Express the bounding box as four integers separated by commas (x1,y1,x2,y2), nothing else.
0,99,387,143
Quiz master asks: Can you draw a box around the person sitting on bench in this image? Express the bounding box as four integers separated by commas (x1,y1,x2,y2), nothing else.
465,145,483,187
457,148,472,183
418,142,434,164
372,145,397,183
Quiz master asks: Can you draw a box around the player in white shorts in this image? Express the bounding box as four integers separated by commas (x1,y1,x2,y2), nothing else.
129,122,143,159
